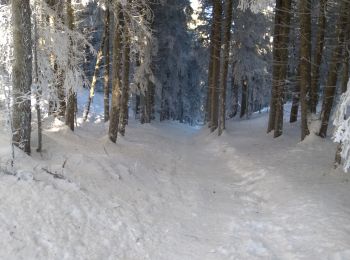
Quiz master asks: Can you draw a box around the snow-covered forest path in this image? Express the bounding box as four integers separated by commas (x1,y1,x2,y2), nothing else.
1,110,350,259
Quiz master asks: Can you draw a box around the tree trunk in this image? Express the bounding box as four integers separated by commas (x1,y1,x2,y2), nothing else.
299,0,311,140
108,4,124,143
290,62,300,123
341,22,350,94
240,79,248,118
210,0,223,132
218,0,233,136
267,0,283,133
310,0,327,113
229,61,238,118
273,0,292,138
84,12,108,121
230,84,239,118
206,16,215,126
140,92,146,124
12,0,32,154
65,0,75,131
144,82,154,123
135,94,140,119
104,2,111,122
319,0,350,138
119,14,131,136
33,3,42,152
135,53,141,120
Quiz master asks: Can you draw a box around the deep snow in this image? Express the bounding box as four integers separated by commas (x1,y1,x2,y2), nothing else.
1,93,350,259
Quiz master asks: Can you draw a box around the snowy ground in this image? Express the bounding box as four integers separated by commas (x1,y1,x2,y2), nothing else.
1,94,350,259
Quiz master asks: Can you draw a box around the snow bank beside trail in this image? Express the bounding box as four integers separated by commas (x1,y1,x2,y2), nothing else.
0,120,152,260
0,116,200,260
0,174,149,260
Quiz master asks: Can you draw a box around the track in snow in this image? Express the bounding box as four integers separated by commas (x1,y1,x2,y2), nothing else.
1,112,350,259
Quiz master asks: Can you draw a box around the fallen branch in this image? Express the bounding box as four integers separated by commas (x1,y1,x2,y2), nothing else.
41,167,66,180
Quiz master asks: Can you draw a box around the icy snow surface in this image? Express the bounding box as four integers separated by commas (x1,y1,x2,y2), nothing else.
1,94,350,259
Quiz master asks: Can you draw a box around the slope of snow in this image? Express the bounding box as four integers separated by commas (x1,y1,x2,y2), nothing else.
1,93,350,259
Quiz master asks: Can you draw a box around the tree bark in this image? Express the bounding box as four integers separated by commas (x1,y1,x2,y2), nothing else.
119,13,131,136
108,4,124,143
218,0,233,136
341,22,350,94
290,62,300,123
310,0,327,113
240,78,248,118
210,0,223,132
65,0,75,131
229,61,238,118
33,3,42,152
267,0,283,133
144,82,154,123
299,0,311,140
140,91,146,124
12,0,32,154
206,16,215,126
273,0,292,138
104,2,111,122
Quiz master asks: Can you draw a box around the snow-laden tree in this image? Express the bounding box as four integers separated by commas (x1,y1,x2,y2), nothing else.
0,2,13,132
148,0,202,124
238,0,275,13
0,0,93,158
230,5,272,119
333,79,350,171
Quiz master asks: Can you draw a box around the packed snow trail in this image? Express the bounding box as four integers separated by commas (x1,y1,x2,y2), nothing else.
1,110,350,259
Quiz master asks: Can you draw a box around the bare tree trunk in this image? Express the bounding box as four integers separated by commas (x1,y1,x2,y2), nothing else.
273,0,292,138
310,0,327,113
240,78,248,118
229,61,238,118
267,0,283,133
341,23,350,94
319,0,350,138
290,62,300,123
134,53,141,120
104,2,111,122
135,94,140,119
335,144,342,168
108,5,124,143
65,0,75,131
299,0,311,140
12,0,32,154
230,84,239,118
84,14,108,121
206,28,215,126
144,82,154,123
33,3,42,152
218,0,233,136
119,14,131,136
210,0,223,132
140,91,146,124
